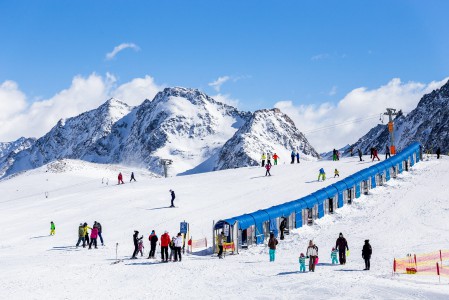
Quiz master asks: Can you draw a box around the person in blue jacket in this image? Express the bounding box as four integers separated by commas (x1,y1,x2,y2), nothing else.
318,168,326,181
291,151,296,164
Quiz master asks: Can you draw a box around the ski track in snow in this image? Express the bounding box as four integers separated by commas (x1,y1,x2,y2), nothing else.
0,156,449,299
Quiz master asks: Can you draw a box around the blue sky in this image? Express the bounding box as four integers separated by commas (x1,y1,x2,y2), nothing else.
1,0,449,150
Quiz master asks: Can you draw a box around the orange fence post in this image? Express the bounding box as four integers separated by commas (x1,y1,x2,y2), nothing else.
393,259,396,273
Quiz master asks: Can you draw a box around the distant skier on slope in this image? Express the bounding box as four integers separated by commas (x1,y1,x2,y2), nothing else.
118,172,124,184
89,226,98,249
436,147,441,159
362,239,372,270
130,172,136,182
296,152,300,163
50,221,55,236
385,145,391,159
334,168,340,178
372,148,380,161
169,189,176,207
267,152,272,166
318,168,326,181
272,153,279,165
148,230,158,259
357,149,363,162
261,153,266,167
336,232,349,265
291,151,296,164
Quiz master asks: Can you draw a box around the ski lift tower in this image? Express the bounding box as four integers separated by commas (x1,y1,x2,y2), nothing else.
384,108,399,155
160,159,173,178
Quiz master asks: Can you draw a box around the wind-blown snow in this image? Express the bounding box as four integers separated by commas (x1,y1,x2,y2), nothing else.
0,155,448,299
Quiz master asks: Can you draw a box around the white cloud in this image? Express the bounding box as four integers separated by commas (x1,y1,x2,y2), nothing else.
311,53,330,61
208,76,231,92
275,77,449,153
0,73,164,141
106,43,140,60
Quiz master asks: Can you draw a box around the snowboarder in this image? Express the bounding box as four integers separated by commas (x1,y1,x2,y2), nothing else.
265,163,272,176
217,231,225,259
436,147,441,159
76,223,85,248
93,221,104,246
331,247,339,264
291,151,296,164
306,240,318,272
299,253,306,272
273,153,279,165
385,145,391,159
362,240,372,270
169,189,176,207
50,221,55,236
131,230,143,259
89,226,98,249
268,232,278,262
318,168,326,181
357,149,363,162
334,168,340,178
279,218,287,240
160,231,170,262
335,233,349,265
148,230,158,259
138,239,144,257
372,148,380,161
118,172,124,184
130,172,136,182
296,152,300,163
174,232,183,262
261,153,266,167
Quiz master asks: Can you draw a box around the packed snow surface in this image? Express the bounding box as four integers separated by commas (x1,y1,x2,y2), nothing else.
1,155,448,299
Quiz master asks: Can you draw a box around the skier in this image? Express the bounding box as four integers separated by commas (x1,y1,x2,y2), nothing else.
372,148,380,161
265,163,272,176
436,147,441,159
336,150,340,160
169,189,176,207
174,232,183,262
331,247,339,264
93,221,104,246
335,232,349,265
268,232,278,262
350,147,354,157
131,230,143,259
357,149,363,162
217,231,225,259
370,147,374,159
130,172,136,182
76,223,85,248
261,153,266,167
50,221,55,236
89,226,98,249
83,223,91,246
272,153,279,165
334,168,340,178
385,145,391,159
362,239,372,270
318,168,326,181
169,237,176,261
148,230,158,259
118,172,124,184
291,151,296,164
267,152,272,166
299,253,306,272
160,231,170,262
306,240,318,272
138,239,144,257
296,152,300,163
279,218,287,240
332,149,337,161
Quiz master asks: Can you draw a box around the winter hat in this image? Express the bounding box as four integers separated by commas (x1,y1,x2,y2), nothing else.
332,247,335,251
339,233,343,237
365,239,369,243
300,253,304,257
80,223,82,226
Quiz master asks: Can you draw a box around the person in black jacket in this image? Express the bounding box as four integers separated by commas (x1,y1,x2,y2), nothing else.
132,230,143,259
335,232,349,265
357,149,363,162
279,218,287,240
362,240,372,270
436,147,441,159
148,230,158,259
169,190,176,207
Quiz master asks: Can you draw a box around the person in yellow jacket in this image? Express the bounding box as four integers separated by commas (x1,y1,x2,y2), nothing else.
83,223,92,245
50,221,55,236
261,153,266,167
334,168,340,178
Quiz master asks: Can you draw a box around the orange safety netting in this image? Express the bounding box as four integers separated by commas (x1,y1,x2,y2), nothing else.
394,250,449,277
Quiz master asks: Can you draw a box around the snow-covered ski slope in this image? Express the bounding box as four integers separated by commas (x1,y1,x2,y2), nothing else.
1,156,449,299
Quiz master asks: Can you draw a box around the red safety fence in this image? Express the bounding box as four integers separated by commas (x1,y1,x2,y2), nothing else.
188,237,207,253
394,250,449,277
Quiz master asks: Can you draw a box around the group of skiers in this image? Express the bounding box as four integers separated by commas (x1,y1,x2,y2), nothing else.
131,230,184,262
76,221,104,249
261,150,301,177
117,172,136,185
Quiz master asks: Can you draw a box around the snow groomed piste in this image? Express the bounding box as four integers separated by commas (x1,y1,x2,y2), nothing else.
213,142,422,253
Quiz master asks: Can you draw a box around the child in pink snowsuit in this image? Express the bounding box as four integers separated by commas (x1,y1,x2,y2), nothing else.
265,164,271,176
89,227,99,249
138,240,144,256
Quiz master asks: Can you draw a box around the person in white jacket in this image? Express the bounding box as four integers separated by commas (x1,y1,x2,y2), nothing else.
306,240,318,272
174,233,183,262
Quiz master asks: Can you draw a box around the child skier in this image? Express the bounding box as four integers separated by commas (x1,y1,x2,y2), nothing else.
138,239,144,256
318,168,326,181
334,169,340,178
50,221,55,236
299,253,306,272
331,247,339,264
265,163,272,176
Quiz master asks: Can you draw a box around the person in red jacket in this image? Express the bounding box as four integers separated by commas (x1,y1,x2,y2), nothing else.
118,172,124,184
272,153,279,165
372,148,380,162
160,231,170,262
